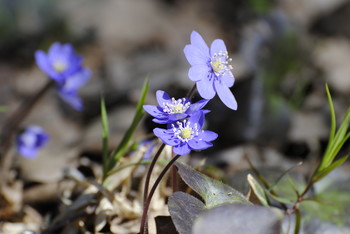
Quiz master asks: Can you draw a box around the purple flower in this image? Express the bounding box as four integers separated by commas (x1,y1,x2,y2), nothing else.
184,31,237,110
35,42,91,111
16,126,49,158
143,90,209,124
153,112,218,155
35,42,83,83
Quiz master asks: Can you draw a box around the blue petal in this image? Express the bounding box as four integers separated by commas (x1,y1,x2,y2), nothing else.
184,45,209,66
35,51,62,82
188,111,204,129
187,99,209,114
190,31,210,57
198,130,218,142
210,39,227,56
196,76,215,99
173,142,191,155
189,64,210,82
153,128,180,146
188,139,213,150
61,68,91,92
168,113,188,122
153,118,171,124
214,79,237,110
143,105,165,118
58,91,83,111
221,74,235,88
156,90,171,107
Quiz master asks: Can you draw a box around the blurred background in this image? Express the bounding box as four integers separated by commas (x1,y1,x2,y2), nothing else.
0,0,350,232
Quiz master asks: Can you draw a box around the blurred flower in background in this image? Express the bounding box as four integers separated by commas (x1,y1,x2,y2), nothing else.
35,42,91,111
16,126,49,158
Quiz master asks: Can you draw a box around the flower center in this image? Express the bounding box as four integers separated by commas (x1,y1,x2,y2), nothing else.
210,51,233,77
172,120,199,142
53,61,67,73
163,98,191,114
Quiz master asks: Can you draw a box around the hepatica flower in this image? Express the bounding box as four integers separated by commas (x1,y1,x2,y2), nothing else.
35,42,91,111
153,112,218,155
17,126,49,158
143,90,209,124
184,31,237,110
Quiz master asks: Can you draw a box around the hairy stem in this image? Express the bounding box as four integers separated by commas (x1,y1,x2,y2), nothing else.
143,143,166,204
140,154,181,234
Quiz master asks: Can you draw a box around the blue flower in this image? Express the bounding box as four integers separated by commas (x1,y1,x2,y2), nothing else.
153,112,218,155
16,126,49,158
184,31,237,110
35,42,83,83
35,42,91,111
143,90,209,124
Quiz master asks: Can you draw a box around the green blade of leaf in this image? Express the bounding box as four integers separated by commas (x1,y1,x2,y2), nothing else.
101,97,110,178
326,84,336,143
318,106,350,171
247,174,269,207
313,155,349,183
108,79,149,173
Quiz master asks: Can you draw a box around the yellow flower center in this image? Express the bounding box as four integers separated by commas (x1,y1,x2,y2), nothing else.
181,128,192,139
211,60,224,73
53,61,67,73
163,98,191,114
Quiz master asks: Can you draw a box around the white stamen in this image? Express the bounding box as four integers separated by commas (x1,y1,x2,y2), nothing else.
172,120,199,142
163,97,191,114
210,51,233,77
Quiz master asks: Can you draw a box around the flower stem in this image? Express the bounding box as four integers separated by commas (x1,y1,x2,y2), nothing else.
187,84,197,99
140,154,181,234
143,143,166,204
0,79,55,185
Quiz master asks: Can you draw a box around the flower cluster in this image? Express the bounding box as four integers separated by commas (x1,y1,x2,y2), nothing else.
144,31,237,156
16,126,49,158
35,42,91,111
144,90,217,155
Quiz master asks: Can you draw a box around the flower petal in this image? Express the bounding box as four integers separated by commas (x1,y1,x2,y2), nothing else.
187,99,209,114
190,31,209,56
198,130,218,142
58,91,83,111
184,45,209,66
168,113,188,122
61,68,91,92
156,90,171,107
153,128,180,146
196,77,215,100
173,142,191,155
210,39,227,56
221,74,235,88
188,64,210,82
188,139,213,150
214,80,237,110
143,105,165,118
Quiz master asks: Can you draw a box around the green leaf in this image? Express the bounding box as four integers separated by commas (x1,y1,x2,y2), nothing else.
168,192,206,234
175,162,250,208
313,155,349,183
106,79,149,175
247,174,269,207
325,84,336,143
100,97,110,179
